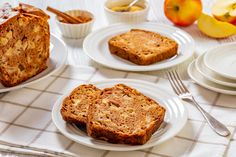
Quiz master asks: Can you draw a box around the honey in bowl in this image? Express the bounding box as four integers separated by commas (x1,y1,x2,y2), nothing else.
110,5,143,12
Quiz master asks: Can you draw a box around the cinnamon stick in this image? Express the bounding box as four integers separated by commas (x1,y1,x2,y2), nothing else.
46,6,83,24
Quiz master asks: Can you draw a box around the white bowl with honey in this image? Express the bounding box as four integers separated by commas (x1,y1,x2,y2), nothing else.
104,0,149,24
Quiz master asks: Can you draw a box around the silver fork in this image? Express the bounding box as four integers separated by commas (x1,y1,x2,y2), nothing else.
167,70,230,137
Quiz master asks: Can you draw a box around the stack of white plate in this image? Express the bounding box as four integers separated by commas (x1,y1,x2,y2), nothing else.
188,43,236,95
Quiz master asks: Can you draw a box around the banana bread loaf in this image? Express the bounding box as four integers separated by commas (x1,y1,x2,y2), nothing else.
108,29,178,65
0,3,50,87
87,84,165,145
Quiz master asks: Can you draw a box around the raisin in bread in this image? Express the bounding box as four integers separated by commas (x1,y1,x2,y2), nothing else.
0,3,50,87
108,29,178,65
87,84,165,145
61,84,101,127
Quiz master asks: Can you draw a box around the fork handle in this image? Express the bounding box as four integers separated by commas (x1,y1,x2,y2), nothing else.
191,98,230,137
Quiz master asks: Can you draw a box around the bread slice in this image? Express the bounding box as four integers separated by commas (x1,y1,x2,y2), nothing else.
87,84,165,145
108,29,178,65
0,3,50,87
61,84,101,127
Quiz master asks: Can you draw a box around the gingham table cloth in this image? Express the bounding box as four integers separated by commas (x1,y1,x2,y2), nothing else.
0,65,235,157
0,0,236,156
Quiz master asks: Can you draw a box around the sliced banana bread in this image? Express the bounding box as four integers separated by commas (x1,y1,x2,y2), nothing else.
108,29,178,65
87,84,165,145
61,84,101,127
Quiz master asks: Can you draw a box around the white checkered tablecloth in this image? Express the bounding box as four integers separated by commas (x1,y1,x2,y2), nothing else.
0,65,235,157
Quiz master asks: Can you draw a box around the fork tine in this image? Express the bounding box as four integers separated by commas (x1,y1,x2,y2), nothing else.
171,70,186,93
173,70,189,93
169,71,184,94
167,71,181,95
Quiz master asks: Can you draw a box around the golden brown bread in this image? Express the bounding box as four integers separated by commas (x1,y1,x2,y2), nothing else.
108,29,178,65
87,84,166,145
0,3,50,87
61,84,101,127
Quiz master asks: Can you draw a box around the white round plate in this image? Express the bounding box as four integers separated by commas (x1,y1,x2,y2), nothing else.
188,61,236,95
52,79,188,151
0,34,67,93
195,53,236,87
204,43,236,80
83,22,195,71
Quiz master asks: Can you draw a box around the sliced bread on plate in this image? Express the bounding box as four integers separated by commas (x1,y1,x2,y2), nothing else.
87,84,166,145
108,29,178,65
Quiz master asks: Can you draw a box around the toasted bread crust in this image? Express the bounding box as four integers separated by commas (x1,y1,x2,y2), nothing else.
108,29,178,65
87,84,165,145
61,84,101,127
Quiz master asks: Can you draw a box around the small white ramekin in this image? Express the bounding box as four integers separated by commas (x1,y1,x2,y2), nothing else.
104,0,149,24
55,10,94,39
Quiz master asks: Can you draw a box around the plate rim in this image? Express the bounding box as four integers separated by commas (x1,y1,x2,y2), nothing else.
52,78,188,151
83,22,195,72
195,53,236,88
203,42,236,80
188,60,236,95
0,33,68,93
